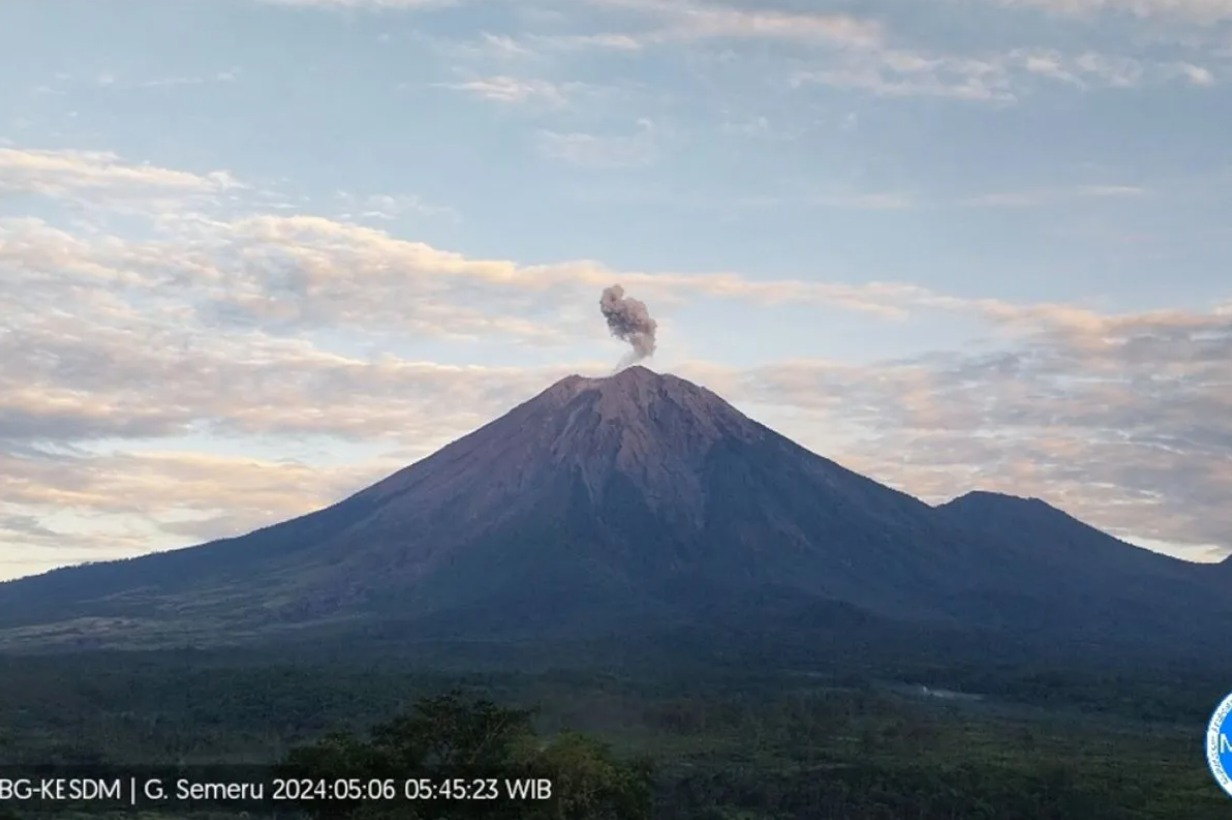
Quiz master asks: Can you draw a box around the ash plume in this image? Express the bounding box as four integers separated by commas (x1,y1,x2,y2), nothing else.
600,285,657,368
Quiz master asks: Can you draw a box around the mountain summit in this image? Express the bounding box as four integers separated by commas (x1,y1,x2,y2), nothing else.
0,366,1226,655
355,366,763,535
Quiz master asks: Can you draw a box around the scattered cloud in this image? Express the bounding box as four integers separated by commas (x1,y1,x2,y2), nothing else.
0,312,566,445
431,31,548,64
334,191,461,222
0,148,241,202
538,120,661,167
259,0,1224,117
573,0,884,50
0,449,413,580
472,32,539,59
257,0,454,8
793,47,1216,103
1175,62,1217,84
437,75,574,105
0,198,931,367
962,184,1146,207
810,192,917,210
402,0,1230,109
132,70,241,89
32,70,241,96
801,61,1014,102
990,0,1232,23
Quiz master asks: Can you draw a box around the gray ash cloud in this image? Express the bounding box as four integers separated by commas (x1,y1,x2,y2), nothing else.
600,285,657,367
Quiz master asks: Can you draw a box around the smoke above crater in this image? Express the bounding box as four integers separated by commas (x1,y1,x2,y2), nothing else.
600,285,658,369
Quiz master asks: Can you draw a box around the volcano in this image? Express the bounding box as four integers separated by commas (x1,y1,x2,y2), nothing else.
0,366,1226,656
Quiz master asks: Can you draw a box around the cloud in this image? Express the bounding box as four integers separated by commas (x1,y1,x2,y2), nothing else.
961,184,1146,207
1071,52,1145,85
0,315,569,445
0,515,59,541
0,148,241,202
257,0,455,8
437,75,573,105
792,46,1215,102
475,0,881,61
0,152,1006,470
810,192,917,210
0,152,1175,356
416,1,1221,109
133,70,241,89
1175,62,1217,84
2,197,934,384
538,120,661,167
991,0,1232,23
0,450,373,523
530,32,647,52
582,0,885,49
90,70,242,90
436,0,1227,106
0,449,417,581
0,152,1199,344
470,33,539,59
334,191,461,222
801,62,1015,102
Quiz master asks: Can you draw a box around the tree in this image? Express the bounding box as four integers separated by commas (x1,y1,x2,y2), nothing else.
279,692,652,820
534,732,652,820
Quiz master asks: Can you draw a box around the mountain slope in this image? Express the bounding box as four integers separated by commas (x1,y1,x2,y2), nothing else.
0,368,986,631
932,490,1228,650
936,491,1203,580
0,367,1225,658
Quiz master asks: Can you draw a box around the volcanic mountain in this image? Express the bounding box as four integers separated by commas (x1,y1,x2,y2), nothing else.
0,366,1225,656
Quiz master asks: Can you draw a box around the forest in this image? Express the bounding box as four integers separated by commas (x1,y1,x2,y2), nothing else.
0,647,1227,819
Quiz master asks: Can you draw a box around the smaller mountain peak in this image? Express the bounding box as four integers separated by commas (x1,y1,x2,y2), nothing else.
946,490,1053,510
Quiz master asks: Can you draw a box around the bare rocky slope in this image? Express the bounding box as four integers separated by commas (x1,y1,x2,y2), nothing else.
0,366,1225,656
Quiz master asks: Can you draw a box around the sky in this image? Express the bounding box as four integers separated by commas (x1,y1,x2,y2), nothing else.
1,0,1230,580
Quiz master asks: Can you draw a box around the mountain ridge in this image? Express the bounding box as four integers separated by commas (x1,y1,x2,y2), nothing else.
936,489,1201,578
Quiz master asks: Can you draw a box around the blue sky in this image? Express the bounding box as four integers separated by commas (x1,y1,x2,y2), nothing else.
2,0,1231,579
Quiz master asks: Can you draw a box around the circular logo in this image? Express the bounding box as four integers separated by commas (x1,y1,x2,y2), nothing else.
1207,691,1232,798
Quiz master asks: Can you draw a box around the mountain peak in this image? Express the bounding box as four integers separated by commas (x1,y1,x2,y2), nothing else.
944,491,1056,512
546,363,654,392
357,365,763,531
605,363,658,381
542,366,745,434
937,489,1194,574
948,490,1038,504
548,365,673,395
940,490,1093,533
